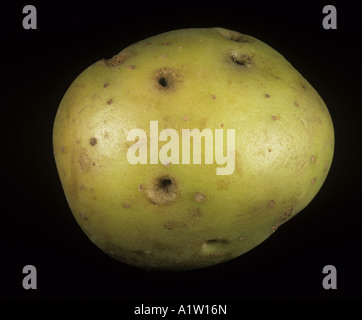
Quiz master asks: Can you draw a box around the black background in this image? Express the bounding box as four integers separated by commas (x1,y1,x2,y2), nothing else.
1,0,361,304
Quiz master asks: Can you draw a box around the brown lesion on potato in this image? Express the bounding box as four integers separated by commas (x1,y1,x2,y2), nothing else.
192,208,202,217
194,192,206,203
271,206,294,232
146,175,179,205
164,221,176,230
78,148,92,172
268,199,275,208
89,137,97,146
154,68,181,92
105,52,128,67
310,155,317,163
230,53,253,67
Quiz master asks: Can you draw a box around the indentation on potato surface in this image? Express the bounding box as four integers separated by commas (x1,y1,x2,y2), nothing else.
231,53,253,67
154,68,179,91
201,238,231,255
105,52,128,66
194,192,206,203
146,175,179,205
215,28,255,43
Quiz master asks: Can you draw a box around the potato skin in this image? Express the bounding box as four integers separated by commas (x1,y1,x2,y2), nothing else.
53,28,334,270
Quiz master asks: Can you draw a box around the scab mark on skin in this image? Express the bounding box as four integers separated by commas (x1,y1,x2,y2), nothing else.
107,99,113,105
268,200,275,208
105,52,128,67
80,212,87,220
89,138,97,146
194,192,206,203
164,221,176,230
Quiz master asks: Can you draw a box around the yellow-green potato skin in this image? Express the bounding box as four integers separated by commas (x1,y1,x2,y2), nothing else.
53,28,334,270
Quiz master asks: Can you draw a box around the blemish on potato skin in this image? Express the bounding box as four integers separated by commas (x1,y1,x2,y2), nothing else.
104,82,109,88
183,116,189,121
105,52,128,67
78,149,92,172
294,102,299,107
272,206,294,232
164,221,176,230
147,175,179,206
217,179,229,190
211,94,216,99
311,177,317,185
265,93,270,98
123,203,130,209
311,155,316,163
272,115,277,121
138,184,144,192
126,65,136,70
89,137,97,146
285,206,293,217
79,212,87,220
268,200,275,208
107,99,113,105
192,208,202,217
194,192,206,203
60,146,66,153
